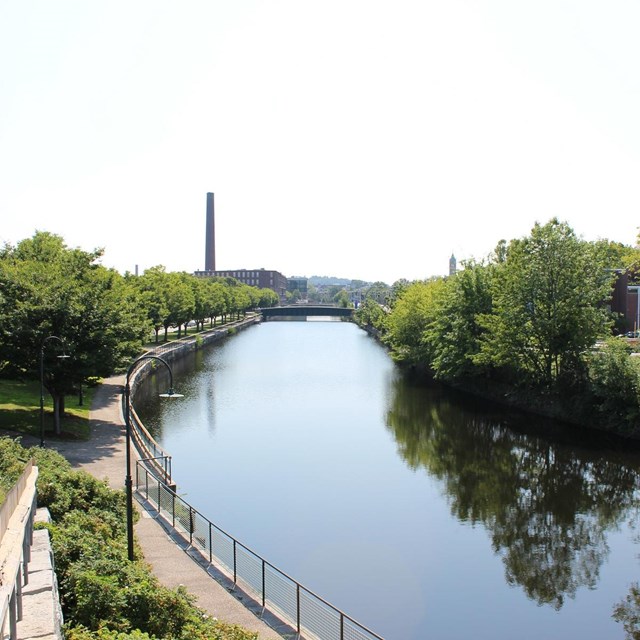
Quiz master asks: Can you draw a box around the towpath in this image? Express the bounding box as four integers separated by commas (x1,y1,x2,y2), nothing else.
51,374,284,640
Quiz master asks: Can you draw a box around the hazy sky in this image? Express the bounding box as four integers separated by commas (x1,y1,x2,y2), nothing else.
1,1,639,285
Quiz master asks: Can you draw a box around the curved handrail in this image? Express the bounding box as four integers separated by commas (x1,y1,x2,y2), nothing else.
135,462,384,640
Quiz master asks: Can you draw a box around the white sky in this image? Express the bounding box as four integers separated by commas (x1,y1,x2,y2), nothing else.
1,1,639,285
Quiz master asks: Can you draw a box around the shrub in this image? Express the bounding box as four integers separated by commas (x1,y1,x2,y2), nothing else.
587,338,640,434
0,440,257,640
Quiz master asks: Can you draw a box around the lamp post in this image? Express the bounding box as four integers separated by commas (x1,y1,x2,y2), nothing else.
39,336,70,447
124,354,182,561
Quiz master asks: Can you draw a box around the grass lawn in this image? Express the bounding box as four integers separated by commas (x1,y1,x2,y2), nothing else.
142,315,254,349
0,379,94,441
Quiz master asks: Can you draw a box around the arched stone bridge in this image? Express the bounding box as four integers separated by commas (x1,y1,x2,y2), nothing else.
261,305,354,320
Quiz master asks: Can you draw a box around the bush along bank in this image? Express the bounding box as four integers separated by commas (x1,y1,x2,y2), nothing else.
0,439,257,640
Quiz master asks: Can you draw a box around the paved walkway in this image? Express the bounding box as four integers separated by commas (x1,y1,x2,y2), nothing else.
51,375,285,640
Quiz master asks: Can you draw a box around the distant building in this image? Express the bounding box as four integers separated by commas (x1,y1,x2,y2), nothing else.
627,285,639,333
607,269,640,334
194,268,288,302
449,254,457,276
287,277,308,297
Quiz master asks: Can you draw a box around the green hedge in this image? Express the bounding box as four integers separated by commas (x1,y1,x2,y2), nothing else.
0,439,257,640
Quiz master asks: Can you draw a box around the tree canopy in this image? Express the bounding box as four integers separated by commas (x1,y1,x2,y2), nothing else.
0,231,279,433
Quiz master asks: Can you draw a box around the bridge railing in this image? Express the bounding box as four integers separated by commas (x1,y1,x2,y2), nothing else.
135,462,384,640
261,305,354,319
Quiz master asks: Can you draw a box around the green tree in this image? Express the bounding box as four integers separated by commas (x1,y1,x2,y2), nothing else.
389,278,412,307
190,276,210,332
384,279,446,365
0,232,149,434
162,273,195,340
257,287,279,308
286,289,301,304
476,219,614,387
206,280,229,326
364,281,392,308
426,260,493,380
227,284,252,320
131,267,170,344
354,298,387,333
333,289,351,308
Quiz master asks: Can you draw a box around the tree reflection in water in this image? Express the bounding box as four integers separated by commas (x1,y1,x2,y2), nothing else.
385,373,640,610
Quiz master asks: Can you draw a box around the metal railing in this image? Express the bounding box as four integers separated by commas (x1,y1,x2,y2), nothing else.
135,463,384,640
127,399,173,485
0,461,38,640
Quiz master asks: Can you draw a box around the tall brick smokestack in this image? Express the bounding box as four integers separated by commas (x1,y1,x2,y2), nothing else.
205,192,215,271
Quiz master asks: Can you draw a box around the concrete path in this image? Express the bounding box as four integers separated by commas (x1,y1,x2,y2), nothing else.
51,375,285,640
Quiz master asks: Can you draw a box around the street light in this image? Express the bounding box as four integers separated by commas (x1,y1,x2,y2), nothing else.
39,336,70,447
124,355,182,561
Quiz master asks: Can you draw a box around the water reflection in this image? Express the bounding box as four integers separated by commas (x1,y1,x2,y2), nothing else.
386,372,640,610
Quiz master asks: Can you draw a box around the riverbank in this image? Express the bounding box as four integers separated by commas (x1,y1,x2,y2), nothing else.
355,319,640,443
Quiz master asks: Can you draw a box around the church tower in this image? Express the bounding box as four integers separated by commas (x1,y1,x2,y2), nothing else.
449,254,457,276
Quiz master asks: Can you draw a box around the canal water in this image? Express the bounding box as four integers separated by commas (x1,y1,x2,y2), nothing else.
137,320,640,640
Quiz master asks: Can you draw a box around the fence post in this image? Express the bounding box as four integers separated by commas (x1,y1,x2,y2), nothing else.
16,566,23,621
22,532,30,587
340,613,344,640
209,522,213,564
233,540,237,584
9,587,17,640
262,560,266,608
296,584,301,635
172,492,176,528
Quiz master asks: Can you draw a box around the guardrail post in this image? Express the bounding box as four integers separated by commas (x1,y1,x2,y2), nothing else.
16,567,23,621
172,492,176,527
189,508,194,544
340,613,344,640
262,560,266,608
296,584,301,635
9,587,17,639
233,540,237,584
22,532,30,587
157,480,161,513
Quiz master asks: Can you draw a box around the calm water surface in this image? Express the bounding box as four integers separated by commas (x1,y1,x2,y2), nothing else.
137,321,640,640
